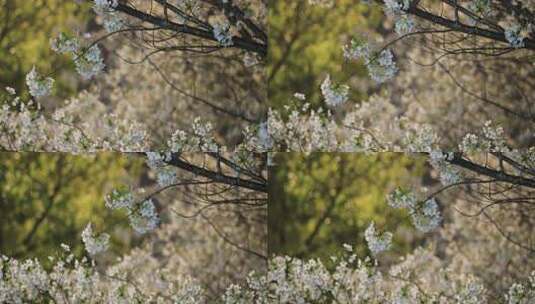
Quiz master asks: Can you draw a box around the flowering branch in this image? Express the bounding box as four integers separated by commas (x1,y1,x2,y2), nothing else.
113,2,267,56
405,5,535,49
163,153,268,192
445,153,535,189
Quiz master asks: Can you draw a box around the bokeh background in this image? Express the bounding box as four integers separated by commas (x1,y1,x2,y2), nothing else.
0,153,144,264
269,153,434,264
268,0,383,111
0,1,92,100
0,0,266,148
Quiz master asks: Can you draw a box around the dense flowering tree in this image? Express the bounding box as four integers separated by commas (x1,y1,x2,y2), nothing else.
259,152,535,303
5,151,535,302
1,0,535,302
0,1,270,299
0,153,144,260
0,152,267,302
269,0,535,149
1,0,267,152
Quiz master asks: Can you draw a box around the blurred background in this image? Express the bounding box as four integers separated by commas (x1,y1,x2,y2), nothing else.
268,0,384,111
268,0,535,148
0,153,144,264
268,153,433,264
0,1,91,101
0,0,266,148
0,152,268,296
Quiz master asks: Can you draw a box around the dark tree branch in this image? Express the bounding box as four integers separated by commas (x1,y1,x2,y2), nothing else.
206,152,267,183
165,153,267,193
446,153,535,188
440,0,502,32
202,0,267,43
490,152,535,177
406,5,535,50
114,3,267,57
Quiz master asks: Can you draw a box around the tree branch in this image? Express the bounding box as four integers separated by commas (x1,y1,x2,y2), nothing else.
446,153,535,188
114,3,267,57
407,6,535,50
165,153,267,193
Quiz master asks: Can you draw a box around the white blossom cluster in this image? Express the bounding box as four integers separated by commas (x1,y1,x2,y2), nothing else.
145,151,172,169
263,94,529,154
403,124,439,152
105,187,134,209
101,11,125,33
0,102,67,151
102,119,149,151
0,251,206,303
145,152,178,187
74,45,106,80
25,67,54,98
394,14,415,35
105,188,159,234
50,32,80,54
459,121,508,152
212,21,233,47
387,188,442,232
221,244,521,303
259,254,385,303
453,276,489,304
268,105,342,151
383,0,415,35
367,49,399,83
5,86,16,95
267,96,435,151
411,197,442,233
387,187,417,209
0,257,50,302
49,32,106,80
93,0,124,33
364,222,393,255
128,199,160,234
0,93,153,151
383,0,411,16
343,38,371,60
320,75,349,107
237,122,273,152
343,39,398,83
168,117,220,152
506,271,535,304
504,23,526,48
0,87,261,152
94,0,118,11
294,92,306,100
81,223,110,255
2,217,534,303
156,168,177,187
429,151,462,186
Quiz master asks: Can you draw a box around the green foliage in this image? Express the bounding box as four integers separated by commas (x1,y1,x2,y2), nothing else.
0,153,143,263
0,0,90,100
268,0,382,110
269,153,426,262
